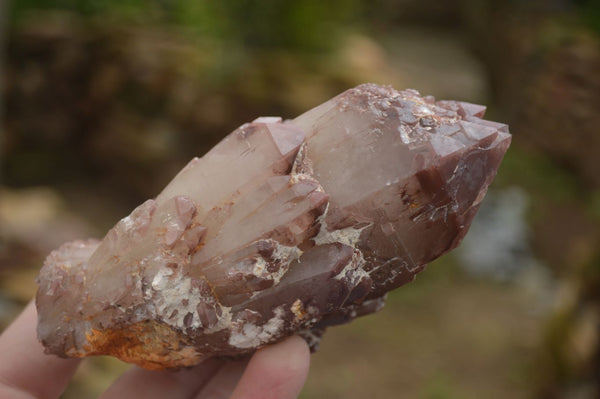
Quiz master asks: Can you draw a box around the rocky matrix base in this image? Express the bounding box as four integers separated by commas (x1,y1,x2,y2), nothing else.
36,84,511,370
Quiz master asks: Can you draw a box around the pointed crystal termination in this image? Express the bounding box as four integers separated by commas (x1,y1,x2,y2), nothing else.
36,84,511,369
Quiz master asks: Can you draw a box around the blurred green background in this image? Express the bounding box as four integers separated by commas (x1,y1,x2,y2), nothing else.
1,0,599,398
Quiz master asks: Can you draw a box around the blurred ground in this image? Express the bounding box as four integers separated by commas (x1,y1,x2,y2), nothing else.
301,260,545,399
1,1,599,398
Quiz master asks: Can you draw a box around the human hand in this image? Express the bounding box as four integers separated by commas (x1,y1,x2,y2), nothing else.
0,301,310,399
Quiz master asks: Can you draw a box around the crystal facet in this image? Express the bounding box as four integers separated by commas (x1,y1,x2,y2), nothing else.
36,84,511,369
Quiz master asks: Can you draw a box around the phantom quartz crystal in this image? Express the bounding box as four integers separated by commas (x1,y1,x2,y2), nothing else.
36,84,511,369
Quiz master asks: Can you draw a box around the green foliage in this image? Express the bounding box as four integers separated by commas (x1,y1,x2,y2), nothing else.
589,190,600,222
579,0,600,34
494,146,582,204
10,0,363,51
421,373,466,399
215,0,362,50
11,0,154,18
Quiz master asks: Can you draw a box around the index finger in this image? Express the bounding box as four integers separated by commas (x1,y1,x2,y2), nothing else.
0,301,81,399
229,335,310,399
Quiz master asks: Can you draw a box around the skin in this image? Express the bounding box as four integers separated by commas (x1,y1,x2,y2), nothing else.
0,301,310,399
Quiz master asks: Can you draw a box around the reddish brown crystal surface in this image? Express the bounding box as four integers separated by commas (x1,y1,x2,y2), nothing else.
36,84,511,369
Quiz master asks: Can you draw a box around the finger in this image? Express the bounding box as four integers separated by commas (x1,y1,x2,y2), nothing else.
0,301,81,399
230,336,310,399
193,358,248,399
100,358,225,399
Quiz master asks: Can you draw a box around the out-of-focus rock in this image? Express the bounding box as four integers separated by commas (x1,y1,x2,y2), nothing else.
0,186,94,253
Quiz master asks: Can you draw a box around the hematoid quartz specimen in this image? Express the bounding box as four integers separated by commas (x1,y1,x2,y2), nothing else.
36,84,511,369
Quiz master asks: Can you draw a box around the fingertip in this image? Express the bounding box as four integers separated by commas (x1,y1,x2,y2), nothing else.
230,335,311,399
0,301,81,399
258,335,310,375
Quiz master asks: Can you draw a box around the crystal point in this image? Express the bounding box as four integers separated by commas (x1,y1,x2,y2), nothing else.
36,84,511,369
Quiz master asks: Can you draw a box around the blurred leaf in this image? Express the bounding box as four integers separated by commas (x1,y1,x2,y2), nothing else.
11,0,363,51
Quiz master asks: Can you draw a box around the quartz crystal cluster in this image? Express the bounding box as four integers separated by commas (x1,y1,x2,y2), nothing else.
36,84,511,369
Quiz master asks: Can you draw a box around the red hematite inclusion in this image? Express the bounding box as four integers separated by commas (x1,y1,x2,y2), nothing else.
36,84,511,369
